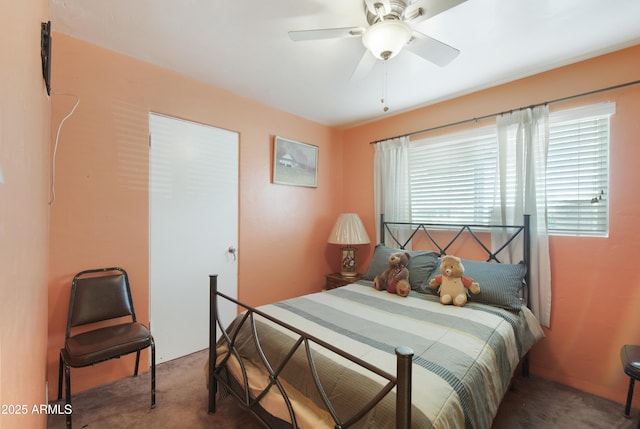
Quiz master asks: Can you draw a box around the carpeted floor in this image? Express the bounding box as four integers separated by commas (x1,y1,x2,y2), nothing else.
47,349,638,429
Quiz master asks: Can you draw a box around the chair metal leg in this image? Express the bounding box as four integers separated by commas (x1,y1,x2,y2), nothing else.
134,350,141,377
65,364,72,429
625,377,635,418
57,352,64,400
151,340,156,408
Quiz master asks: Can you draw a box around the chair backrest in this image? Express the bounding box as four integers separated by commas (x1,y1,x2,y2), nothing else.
66,267,136,336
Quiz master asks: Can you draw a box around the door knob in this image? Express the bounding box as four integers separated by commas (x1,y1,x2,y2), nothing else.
227,246,237,261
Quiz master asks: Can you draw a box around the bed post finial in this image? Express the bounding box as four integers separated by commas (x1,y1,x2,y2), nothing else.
395,346,414,429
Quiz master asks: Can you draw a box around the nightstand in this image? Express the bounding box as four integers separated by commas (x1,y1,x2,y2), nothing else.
325,272,362,290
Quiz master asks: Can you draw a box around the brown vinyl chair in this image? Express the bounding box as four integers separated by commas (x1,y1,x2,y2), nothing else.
57,267,156,429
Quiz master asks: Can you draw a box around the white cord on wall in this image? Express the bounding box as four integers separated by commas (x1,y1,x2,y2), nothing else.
49,92,80,205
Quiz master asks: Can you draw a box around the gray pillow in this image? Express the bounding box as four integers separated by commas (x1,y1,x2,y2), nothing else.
363,245,439,291
423,257,526,311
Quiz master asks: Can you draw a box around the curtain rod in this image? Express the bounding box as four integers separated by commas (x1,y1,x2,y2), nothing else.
370,79,640,145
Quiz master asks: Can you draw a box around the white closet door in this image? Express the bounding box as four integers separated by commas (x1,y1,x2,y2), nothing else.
149,113,238,363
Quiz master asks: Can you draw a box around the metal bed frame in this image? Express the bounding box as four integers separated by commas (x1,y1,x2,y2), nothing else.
208,214,531,428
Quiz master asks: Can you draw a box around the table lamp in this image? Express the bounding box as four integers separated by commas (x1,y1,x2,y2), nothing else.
328,213,370,277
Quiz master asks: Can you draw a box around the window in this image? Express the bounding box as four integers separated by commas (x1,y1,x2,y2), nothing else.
545,103,613,236
409,102,614,236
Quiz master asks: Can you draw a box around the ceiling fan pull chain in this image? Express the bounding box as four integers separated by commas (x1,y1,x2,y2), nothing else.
381,63,389,112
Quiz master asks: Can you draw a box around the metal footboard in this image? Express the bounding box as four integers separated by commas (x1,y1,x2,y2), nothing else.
208,274,414,429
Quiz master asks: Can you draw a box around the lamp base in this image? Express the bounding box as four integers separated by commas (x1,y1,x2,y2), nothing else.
340,247,357,277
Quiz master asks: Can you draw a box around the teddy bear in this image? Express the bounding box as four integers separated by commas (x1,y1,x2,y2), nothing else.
374,251,411,297
429,255,480,306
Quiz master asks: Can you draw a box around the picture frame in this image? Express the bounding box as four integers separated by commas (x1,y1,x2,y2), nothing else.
273,136,318,188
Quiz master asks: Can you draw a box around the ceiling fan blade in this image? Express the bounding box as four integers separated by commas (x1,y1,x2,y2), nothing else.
405,31,460,67
350,50,377,81
288,27,364,42
405,0,467,25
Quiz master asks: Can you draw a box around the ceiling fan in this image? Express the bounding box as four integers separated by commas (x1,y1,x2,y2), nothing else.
289,0,466,80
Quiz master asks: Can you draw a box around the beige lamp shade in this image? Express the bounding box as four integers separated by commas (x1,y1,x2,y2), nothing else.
328,213,370,245
328,213,370,277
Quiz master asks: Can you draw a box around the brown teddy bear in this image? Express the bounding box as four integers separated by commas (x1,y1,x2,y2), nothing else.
429,255,480,306
374,251,411,297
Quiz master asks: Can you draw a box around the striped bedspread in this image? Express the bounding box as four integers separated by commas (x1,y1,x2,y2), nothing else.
217,281,544,429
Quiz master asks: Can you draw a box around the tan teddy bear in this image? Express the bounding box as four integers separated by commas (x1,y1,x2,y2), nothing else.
374,251,411,297
429,255,480,306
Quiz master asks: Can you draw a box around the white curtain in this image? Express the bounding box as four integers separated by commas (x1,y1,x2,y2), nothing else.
493,106,552,327
373,136,411,246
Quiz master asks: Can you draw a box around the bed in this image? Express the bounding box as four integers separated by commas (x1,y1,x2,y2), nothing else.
207,215,545,428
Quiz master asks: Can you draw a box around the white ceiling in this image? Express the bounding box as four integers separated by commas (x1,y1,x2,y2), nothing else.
50,0,640,128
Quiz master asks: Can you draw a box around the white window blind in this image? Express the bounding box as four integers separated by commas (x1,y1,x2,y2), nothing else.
409,102,614,236
409,128,496,224
546,102,614,236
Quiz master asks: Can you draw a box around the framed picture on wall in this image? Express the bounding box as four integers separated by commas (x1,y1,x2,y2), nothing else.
273,136,318,188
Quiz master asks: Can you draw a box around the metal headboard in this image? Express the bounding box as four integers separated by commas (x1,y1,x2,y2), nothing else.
379,214,531,303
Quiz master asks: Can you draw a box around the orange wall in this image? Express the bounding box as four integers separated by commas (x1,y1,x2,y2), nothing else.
0,1,50,428
343,45,640,406
47,34,343,396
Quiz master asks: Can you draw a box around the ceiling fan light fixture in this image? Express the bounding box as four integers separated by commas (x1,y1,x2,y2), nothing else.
362,20,412,60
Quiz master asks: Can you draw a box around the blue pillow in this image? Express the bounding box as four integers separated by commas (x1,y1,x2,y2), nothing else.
423,257,526,311
363,245,439,292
